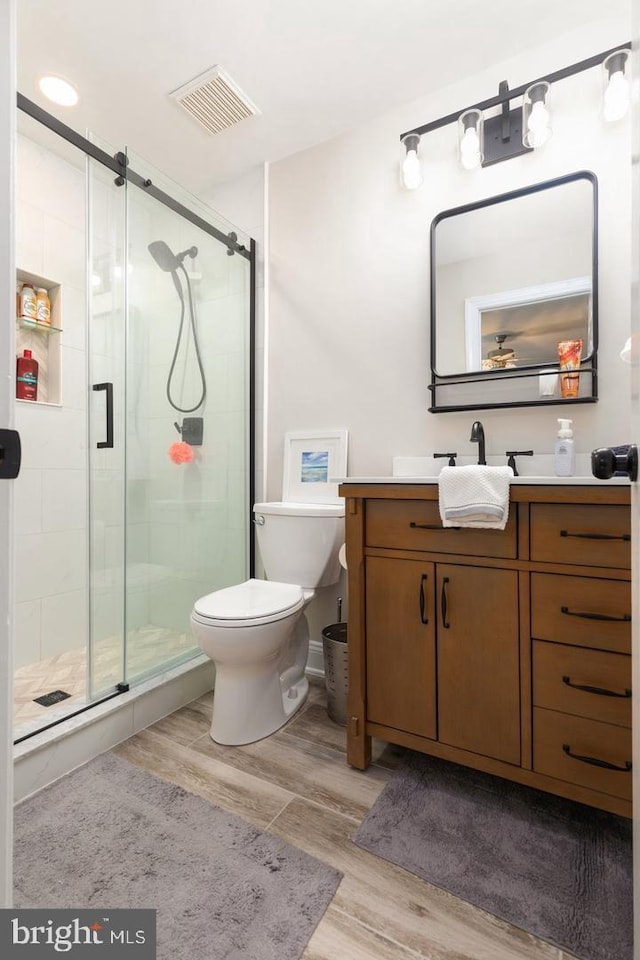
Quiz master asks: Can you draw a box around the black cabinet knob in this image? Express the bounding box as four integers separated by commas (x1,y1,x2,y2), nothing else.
591,445,638,481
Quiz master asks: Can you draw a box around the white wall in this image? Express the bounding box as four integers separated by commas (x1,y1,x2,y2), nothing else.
202,165,347,662
268,19,632,487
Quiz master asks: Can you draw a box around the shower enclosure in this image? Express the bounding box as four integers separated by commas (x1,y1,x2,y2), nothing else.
13,100,254,740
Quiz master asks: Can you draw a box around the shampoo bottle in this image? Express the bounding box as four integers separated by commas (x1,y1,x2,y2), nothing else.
16,349,38,401
554,419,575,477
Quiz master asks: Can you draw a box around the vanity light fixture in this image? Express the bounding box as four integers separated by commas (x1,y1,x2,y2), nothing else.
400,132,423,190
458,109,484,170
603,49,630,122
399,42,630,185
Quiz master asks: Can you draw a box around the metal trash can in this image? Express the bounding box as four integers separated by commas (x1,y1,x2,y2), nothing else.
322,621,348,726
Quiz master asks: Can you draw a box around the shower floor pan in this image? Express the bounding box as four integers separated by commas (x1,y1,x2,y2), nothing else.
13,624,196,739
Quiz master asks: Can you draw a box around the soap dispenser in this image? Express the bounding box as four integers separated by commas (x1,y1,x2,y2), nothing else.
555,419,575,477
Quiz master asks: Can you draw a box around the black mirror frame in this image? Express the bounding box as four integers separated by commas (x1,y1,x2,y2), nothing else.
428,170,598,413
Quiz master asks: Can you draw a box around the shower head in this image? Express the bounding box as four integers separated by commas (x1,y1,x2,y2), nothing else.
148,240,181,273
148,240,198,273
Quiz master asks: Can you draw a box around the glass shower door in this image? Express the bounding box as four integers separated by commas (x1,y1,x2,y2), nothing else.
124,152,251,683
87,148,127,699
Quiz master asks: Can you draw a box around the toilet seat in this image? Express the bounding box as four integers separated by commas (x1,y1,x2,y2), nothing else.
192,578,305,629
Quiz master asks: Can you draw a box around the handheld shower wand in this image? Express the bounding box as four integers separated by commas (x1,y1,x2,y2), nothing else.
148,240,206,413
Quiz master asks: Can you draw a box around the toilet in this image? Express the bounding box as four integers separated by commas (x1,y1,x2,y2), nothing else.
190,500,344,745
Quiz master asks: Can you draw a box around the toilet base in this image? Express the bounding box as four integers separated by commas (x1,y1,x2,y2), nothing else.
209,664,309,746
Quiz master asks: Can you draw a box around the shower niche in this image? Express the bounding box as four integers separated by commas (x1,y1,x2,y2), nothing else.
15,268,63,405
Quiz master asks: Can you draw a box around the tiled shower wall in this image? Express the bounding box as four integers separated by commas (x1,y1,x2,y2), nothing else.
13,133,88,669
126,187,250,639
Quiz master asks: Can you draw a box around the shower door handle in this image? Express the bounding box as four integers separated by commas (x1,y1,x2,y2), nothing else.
93,382,114,449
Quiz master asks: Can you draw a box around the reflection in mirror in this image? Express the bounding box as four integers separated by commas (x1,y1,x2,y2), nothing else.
429,172,597,412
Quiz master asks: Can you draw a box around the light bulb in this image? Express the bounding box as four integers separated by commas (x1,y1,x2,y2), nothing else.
527,100,551,148
604,70,630,122
402,149,423,190
457,109,483,171
460,127,481,170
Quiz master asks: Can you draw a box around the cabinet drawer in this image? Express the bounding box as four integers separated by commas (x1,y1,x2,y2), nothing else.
532,640,631,727
530,504,630,569
365,499,517,558
531,573,631,654
533,707,632,801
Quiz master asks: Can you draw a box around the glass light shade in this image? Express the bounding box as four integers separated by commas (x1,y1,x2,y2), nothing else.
38,75,79,107
522,81,551,149
400,133,423,190
603,50,630,122
458,109,484,170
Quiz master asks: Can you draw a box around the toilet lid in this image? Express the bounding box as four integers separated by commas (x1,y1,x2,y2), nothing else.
193,578,304,622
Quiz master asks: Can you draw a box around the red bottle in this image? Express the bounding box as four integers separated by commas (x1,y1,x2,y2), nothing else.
16,349,38,401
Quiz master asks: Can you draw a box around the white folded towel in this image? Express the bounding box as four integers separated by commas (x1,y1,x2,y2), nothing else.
438,465,513,529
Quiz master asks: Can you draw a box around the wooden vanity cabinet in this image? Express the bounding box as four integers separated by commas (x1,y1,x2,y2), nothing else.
365,556,436,739
341,482,632,817
436,564,520,765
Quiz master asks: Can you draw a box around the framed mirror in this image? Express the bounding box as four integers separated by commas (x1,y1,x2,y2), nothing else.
429,171,598,412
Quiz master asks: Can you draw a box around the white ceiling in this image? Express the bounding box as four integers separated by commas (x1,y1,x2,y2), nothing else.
17,0,630,195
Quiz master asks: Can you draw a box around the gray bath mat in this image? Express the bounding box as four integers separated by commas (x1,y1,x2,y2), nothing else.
14,752,341,960
353,751,632,960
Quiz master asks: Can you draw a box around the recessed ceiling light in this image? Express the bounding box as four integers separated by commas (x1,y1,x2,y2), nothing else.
38,75,79,107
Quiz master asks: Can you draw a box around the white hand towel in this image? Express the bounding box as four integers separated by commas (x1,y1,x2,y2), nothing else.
438,465,513,529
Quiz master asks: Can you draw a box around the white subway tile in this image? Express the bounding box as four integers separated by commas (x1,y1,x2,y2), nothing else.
42,469,87,532
14,600,42,669
14,468,43,534
41,589,88,659
15,529,87,603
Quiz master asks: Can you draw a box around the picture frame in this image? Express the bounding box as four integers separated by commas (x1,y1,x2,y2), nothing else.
283,430,348,503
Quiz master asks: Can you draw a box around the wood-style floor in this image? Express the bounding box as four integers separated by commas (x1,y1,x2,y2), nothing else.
113,678,575,960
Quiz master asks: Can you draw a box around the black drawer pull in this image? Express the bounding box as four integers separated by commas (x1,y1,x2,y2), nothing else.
562,744,631,772
562,676,632,698
560,530,630,541
419,574,429,625
560,606,631,623
409,521,460,531
441,576,450,629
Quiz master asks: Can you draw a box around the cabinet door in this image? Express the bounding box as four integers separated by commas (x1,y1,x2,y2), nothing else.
437,564,520,765
365,556,436,738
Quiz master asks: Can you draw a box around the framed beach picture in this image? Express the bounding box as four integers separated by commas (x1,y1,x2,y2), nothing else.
283,430,348,503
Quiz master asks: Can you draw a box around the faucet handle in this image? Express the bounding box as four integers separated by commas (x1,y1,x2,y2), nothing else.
505,450,534,476
434,452,457,467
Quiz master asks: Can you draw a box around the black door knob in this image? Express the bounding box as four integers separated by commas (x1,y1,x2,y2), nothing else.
591,445,638,481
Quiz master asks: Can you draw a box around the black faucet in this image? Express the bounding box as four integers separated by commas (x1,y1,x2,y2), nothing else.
505,450,534,477
434,452,458,467
470,421,486,465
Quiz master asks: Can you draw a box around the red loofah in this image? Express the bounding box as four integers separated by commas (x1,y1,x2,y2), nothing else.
168,441,194,464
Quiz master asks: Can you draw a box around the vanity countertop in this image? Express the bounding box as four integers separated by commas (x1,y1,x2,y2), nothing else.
337,475,630,486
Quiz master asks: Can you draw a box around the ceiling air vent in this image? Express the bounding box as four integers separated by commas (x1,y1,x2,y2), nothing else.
170,65,260,135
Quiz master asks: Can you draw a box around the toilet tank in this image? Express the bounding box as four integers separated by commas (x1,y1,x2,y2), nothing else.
254,502,345,588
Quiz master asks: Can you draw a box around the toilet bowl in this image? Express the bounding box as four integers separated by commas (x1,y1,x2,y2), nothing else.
191,501,344,745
